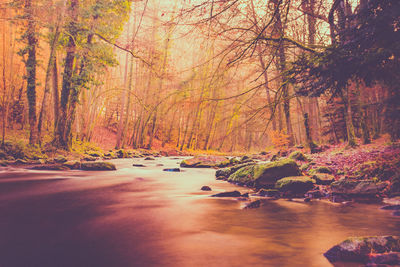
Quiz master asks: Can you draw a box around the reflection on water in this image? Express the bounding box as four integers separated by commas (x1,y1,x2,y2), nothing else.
0,158,399,267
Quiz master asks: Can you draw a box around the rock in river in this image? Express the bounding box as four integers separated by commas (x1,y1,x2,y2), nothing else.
215,162,256,179
211,191,241,197
275,176,315,195
81,162,116,171
201,186,212,191
227,159,301,188
180,155,230,168
163,168,180,172
324,236,400,264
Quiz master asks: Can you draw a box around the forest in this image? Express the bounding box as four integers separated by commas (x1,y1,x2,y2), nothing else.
0,0,398,154
0,1,400,266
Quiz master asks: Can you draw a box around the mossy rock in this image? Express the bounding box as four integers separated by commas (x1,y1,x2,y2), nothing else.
63,161,81,170
300,163,311,171
275,176,315,194
180,156,229,168
229,157,240,165
81,162,116,171
116,149,129,158
215,162,256,178
309,166,333,175
87,151,103,158
324,236,400,263
228,159,301,188
54,155,68,163
289,151,309,161
103,152,117,159
0,160,8,167
330,179,387,195
313,173,335,185
82,156,97,162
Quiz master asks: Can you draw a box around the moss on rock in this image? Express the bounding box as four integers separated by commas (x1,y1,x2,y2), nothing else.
289,151,309,161
81,162,116,171
228,158,301,188
313,173,335,185
215,162,256,178
310,166,333,174
275,176,315,194
180,156,230,168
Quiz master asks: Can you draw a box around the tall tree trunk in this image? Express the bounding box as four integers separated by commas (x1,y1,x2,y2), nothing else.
52,57,59,132
55,0,78,149
272,0,294,145
38,23,61,144
25,0,38,145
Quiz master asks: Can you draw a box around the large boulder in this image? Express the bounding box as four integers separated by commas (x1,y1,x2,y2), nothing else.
81,162,116,171
227,159,301,188
330,179,387,196
180,156,229,168
324,236,400,263
275,176,315,195
215,162,256,178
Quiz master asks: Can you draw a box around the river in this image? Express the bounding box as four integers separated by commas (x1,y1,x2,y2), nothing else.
0,157,399,267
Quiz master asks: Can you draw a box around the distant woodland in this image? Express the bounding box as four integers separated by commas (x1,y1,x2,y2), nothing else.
0,0,399,152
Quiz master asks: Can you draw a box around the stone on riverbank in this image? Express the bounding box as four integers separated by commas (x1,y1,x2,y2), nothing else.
330,179,387,196
180,156,230,168
275,176,315,195
324,236,400,263
63,161,81,169
289,151,309,161
257,189,280,198
81,162,116,171
312,173,335,185
227,159,301,188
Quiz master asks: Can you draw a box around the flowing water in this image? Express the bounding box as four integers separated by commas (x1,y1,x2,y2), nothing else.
0,157,399,267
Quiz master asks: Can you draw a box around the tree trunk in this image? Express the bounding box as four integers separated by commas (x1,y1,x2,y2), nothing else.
38,23,60,144
55,0,78,149
342,87,357,147
25,0,38,145
272,0,294,146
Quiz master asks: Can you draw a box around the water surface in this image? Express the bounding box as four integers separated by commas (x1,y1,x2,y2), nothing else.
0,157,399,267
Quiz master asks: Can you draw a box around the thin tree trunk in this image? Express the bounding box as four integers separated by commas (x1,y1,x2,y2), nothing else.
52,57,59,132
38,23,61,144
25,0,38,145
